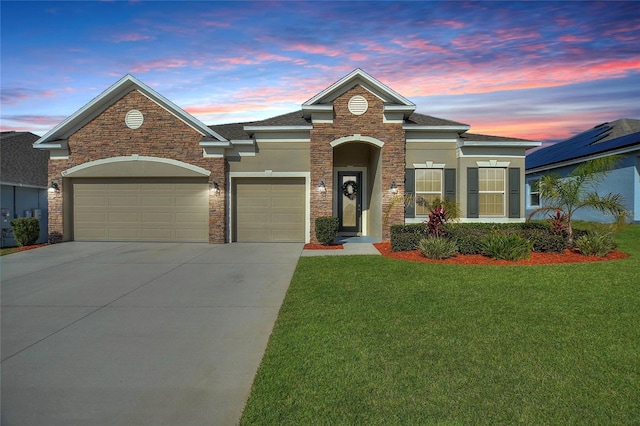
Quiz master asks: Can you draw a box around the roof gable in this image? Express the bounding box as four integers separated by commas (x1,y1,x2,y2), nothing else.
302,69,416,110
526,118,640,170
35,74,226,146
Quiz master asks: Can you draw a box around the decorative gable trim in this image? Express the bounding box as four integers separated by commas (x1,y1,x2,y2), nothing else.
34,74,227,148
330,134,384,148
302,69,416,119
476,160,511,167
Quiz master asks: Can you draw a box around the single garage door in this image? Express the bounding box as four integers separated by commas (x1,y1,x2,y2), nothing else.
234,178,305,242
73,178,209,242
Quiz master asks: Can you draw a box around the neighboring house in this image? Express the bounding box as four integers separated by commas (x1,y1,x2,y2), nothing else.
1,131,49,246
34,69,540,244
525,118,640,223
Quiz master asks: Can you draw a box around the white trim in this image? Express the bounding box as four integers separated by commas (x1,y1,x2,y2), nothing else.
458,140,540,148
35,74,225,146
0,181,48,190
303,68,415,108
457,150,526,159
244,125,313,132
330,134,384,148
405,217,526,224
61,155,211,177
254,138,311,143
228,171,311,243
404,125,470,132
525,145,640,174
413,161,446,169
476,160,511,167
334,167,368,237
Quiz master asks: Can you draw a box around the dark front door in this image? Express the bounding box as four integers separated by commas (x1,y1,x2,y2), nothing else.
337,171,362,234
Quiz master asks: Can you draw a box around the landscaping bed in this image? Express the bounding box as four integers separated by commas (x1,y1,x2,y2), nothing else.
375,241,628,265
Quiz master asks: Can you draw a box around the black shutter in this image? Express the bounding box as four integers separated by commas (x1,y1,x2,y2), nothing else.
467,168,479,218
508,167,520,218
444,169,456,202
404,168,415,218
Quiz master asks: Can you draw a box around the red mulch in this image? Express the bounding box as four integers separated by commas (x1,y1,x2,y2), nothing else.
2,243,49,254
373,242,628,265
304,243,344,250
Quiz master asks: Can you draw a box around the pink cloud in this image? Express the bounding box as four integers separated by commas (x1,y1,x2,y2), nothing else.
1,88,57,105
129,58,192,73
391,38,448,54
433,20,466,29
559,35,593,43
110,32,155,43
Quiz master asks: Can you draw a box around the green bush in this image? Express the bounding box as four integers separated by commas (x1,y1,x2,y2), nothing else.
482,232,533,261
390,224,429,252
449,230,487,255
574,231,617,257
10,218,40,247
522,229,566,253
418,237,458,260
315,216,339,245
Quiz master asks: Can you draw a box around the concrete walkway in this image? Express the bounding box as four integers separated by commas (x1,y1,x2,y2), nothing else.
1,242,302,426
300,242,381,257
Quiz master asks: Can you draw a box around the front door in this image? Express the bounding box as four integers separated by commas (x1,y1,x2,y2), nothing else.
337,171,362,234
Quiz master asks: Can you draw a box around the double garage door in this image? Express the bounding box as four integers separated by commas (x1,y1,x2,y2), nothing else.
73,178,209,242
234,178,305,242
72,177,306,243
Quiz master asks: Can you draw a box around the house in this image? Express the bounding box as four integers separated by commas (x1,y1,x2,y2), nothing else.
1,131,49,246
34,69,540,244
525,118,640,223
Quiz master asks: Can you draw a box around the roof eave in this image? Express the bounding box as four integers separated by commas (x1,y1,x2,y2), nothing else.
404,125,471,132
458,141,541,148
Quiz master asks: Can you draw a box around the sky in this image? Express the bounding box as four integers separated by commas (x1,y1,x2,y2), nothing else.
1,1,639,147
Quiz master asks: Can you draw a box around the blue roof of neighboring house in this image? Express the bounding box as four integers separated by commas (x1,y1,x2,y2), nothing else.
526,118,640,171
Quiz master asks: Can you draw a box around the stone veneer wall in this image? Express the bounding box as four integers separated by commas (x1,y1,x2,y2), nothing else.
309,85,405,242
48,89,226,243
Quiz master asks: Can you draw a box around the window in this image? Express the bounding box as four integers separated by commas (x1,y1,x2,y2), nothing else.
529,179,540,207
415,169,442,215
479,168,505,216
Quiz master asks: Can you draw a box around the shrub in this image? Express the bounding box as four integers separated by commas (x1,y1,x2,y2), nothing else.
548,209,568,235
522,229,566,253
574,231,616,257
10,218,40,246
450,230,487,255
427,205,448,238
418,237,458,260
315,216,339,245
390,224,429,252
482,232,533,261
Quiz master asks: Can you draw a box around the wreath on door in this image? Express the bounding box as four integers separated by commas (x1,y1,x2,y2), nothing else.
342,180,358,200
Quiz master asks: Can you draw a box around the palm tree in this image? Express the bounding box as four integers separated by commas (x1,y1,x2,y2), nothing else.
527,156,628,246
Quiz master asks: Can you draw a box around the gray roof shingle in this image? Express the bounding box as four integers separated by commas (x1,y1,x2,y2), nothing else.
1,131,49,187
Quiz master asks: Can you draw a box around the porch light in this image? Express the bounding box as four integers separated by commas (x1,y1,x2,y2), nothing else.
48,180,60,193
390,181,398,194
211,181,220,195
318,179,326,193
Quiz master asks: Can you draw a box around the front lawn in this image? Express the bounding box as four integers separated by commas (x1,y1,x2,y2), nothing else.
241,225,640,425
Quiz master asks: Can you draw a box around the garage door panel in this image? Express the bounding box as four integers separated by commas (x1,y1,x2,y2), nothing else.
235,178,305,242
74,179,208,242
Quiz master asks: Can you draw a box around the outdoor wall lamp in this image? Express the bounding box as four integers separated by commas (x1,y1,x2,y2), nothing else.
48,180,60,193
211,181,220,195
390,181,398,194
318,179,326,193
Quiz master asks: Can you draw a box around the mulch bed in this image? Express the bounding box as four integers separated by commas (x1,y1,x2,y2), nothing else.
1,243,49,254
303,243,344,250
373,242,629,265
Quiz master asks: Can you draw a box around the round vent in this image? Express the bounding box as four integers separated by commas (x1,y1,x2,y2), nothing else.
125,109,144,129
348,95,368,115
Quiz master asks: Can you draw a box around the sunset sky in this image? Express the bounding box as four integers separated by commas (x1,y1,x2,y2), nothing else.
1,1,639,145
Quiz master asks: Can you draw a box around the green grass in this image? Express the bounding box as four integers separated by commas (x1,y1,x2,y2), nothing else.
241,225,640,425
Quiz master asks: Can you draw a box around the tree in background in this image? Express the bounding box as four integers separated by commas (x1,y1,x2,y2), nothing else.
527,156,628,247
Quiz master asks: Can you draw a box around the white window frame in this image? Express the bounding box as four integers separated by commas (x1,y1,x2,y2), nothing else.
415,168,443,216
479,168,506,217
528,179,540,207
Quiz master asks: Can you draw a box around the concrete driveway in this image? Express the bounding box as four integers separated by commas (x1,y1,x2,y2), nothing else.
1,241,302,426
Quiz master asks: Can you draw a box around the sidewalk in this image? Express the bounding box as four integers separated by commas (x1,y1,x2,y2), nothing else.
301,242,381,257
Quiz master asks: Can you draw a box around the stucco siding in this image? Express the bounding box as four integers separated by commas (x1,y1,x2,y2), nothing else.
228,142,309,173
